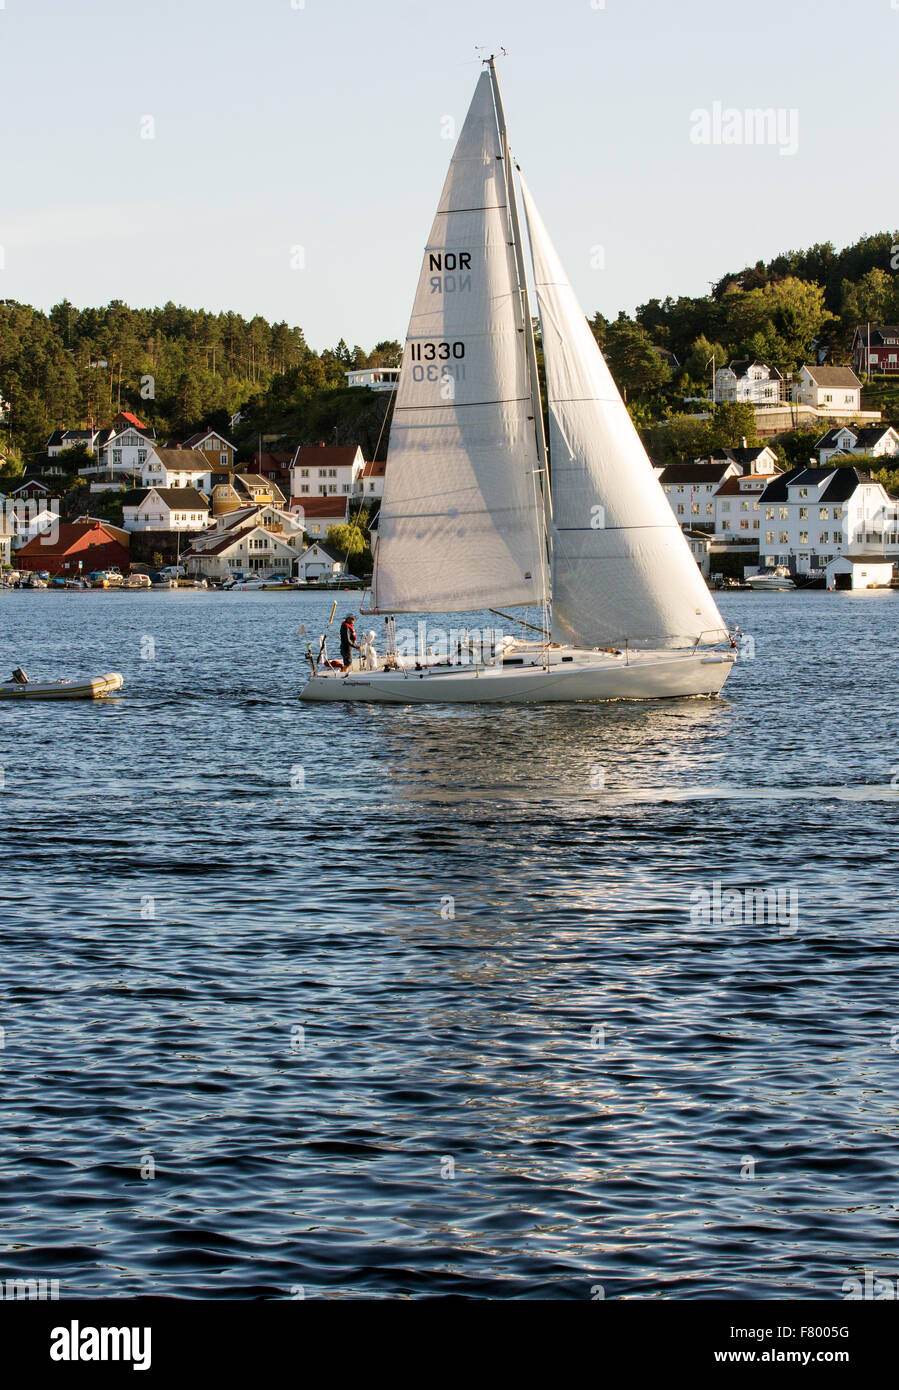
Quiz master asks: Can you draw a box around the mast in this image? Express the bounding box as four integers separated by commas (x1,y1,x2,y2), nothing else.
487,56,553,631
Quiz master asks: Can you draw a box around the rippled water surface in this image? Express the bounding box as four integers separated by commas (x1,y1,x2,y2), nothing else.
1,588,897,1299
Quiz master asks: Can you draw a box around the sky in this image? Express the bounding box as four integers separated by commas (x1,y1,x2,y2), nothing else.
1,0,897,351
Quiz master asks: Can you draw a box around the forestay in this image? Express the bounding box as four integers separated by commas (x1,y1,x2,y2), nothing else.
520,178,729,650
371,72,545,614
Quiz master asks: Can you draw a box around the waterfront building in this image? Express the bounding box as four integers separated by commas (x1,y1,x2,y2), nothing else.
658,461,741,530
15,518,130,576
825,554,895,589
182,523,298,579
756,466,899,574
295,541,348,583
121,487,211,532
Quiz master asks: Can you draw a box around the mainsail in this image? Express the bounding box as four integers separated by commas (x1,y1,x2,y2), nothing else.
520,178,729,650
371,72,546,613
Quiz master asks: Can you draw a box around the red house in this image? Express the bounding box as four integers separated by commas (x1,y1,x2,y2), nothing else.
851,325,899,375
16,518,130,576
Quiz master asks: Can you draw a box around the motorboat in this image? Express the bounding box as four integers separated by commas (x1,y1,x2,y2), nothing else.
746,566,796,591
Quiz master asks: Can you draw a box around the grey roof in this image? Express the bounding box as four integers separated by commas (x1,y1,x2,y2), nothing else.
121,487,210,509
801,364,862,388
658,462,737,486
303,540,344,562
758,466,880,505
723,358,782,381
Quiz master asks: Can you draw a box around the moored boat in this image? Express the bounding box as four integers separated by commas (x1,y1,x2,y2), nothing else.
747,566,796,591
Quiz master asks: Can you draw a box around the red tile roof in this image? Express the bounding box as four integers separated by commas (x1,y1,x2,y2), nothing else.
289,496,348,518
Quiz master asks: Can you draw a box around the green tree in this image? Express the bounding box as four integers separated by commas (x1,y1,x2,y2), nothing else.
603,315,670,397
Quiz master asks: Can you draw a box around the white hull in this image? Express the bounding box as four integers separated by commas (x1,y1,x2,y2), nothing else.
299,646,735,705
746,577,795,591
0,672,124,701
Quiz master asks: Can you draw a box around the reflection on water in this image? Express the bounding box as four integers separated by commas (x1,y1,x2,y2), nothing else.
0,589,897,1297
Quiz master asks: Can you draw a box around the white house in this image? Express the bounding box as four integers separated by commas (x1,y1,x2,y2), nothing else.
182,523,298,579
296,541,348,582
658,461,741,530
344,367,400,392
8,503,61,550
359,457,386,500
290,444,365,500
140,447,213,493
94,423,156,478
756,466,899,574
46,428,97,458
683,529,712,577
815,424,899,466
191,504,303,551
121,487,211,532
712,467,782,541
826,554,894,590
792,365,862,414
0,518,12,568
714,360,782,405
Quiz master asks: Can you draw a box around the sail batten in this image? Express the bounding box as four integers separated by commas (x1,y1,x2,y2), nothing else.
371,71,545,615
520,176,729,650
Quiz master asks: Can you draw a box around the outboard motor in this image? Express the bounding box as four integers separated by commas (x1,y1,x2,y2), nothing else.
12,667,29,685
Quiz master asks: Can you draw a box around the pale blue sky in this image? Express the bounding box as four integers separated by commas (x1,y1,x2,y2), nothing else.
2,0,896,349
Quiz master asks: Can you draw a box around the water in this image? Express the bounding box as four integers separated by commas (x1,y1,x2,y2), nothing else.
0,588,897,1299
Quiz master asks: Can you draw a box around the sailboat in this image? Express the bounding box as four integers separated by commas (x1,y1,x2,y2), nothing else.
299,59,735,704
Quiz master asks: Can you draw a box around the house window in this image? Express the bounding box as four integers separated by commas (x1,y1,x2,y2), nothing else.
779,532,788,544
819,507,828,520
799,489,808,499
834,506,842,519
834,531,843,544
779,507,788,520
138,450,147,463
799,507,808,519
676,504,684,515
721,502,730,513
740,501,749,512
113,450,122,465
318,469,326,477
220,452,228,466
823,393,832,403
765,531,774,543
820,532,829,543
765,507,774,520
799,531,808,544
739,520,749,531
300,469,309,477
706,504,713,515
329,485,337,494
300,484,309,494
328,469,336,478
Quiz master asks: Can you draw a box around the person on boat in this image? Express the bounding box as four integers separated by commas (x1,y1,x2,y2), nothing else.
339,614,361,672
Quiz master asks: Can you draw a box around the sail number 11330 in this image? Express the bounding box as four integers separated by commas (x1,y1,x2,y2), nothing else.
409,341,465,362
